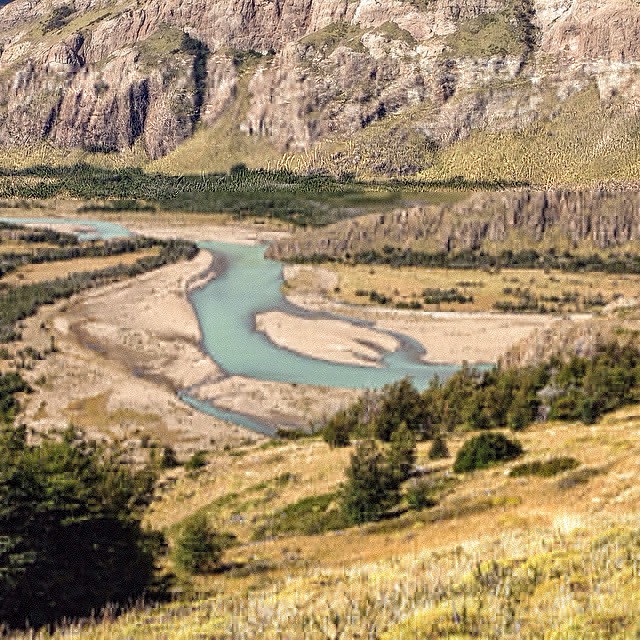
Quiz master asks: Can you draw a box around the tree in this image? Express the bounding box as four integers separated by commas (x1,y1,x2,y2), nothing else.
159,445,179,469
0,426,158,630
173,513,223,574
453,432,523,473
386,422,416,483
323,409,356,448
428,433,449,460
340,440,399,525
373,378,424,441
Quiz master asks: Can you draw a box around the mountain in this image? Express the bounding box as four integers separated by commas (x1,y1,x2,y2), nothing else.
1,0,640,181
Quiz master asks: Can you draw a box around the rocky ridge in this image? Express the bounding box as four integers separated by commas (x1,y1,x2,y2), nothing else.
266,189,640,259
0,0,640,171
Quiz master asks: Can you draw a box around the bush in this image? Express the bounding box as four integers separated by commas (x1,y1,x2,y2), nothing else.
0,426,157,629
386,422,416,483
453,432,523,473
159,446,179,469
185,450,207,472
510,456,579,478
340,440,400,525
405,479,437,510
322,409,356,447
173,513,223,574
428,434,449,459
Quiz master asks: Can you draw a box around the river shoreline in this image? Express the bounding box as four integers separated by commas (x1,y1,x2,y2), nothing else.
1,211,568,442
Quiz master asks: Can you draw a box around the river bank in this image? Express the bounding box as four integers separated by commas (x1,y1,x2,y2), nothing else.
12,218,360,446
4,211,566,447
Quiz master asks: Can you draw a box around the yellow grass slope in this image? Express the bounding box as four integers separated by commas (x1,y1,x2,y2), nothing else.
19,404,640,639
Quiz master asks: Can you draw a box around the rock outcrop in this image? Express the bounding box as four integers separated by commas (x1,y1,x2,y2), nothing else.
266,189,640,259
1,0,640,168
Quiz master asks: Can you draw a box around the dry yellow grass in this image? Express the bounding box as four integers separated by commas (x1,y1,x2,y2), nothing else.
146,406,640,572
1,248,160,285
15,407,640,639
286,263,640,312
0,241,58,253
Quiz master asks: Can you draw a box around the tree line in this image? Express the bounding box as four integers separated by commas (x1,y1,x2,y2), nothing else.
0,238,197,342
0,236,165,280
288,246,640,274
324,340,640,449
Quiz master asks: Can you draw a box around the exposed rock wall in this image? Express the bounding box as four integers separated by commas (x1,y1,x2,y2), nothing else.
266,190,640,259
0,0,640,163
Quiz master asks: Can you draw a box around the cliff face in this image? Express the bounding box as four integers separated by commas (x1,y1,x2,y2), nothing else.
265,190,640,259
1,0,640,169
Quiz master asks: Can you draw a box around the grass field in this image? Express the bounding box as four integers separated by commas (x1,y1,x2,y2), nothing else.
13,402,640,638
285,263,640,313
2,248,160,285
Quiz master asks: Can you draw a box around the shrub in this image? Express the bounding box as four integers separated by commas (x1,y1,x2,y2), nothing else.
386,422,416,483
0,426,157,629
340,440,399,525
173,513,223,574
428,434,449,459
406,479,437,510
185,450,207,472
159,446,179,469
453,432,523,473
322,409,356,447
509,456,579,478
42,4,75,33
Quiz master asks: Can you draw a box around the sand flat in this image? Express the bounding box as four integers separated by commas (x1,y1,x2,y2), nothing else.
256,310,399,367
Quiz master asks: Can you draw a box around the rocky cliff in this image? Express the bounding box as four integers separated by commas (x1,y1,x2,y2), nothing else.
1,0,640,175
266,189,640,259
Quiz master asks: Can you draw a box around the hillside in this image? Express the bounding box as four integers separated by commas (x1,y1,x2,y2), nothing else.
267,189,640,260
12,407,640,638
1,0,640,181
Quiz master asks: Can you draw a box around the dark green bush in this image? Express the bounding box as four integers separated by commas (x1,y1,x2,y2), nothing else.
428,434,449,459
185,450,207,472
173,513,224,574
405,479,437,510
340,440,400,524
159,446,179,469
0,426,158,629
453,432,523,473
42,4,75,33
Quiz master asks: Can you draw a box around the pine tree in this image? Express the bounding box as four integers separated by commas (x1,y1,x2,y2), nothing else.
386,422,416,483
340,440,399,525
428,433,449,460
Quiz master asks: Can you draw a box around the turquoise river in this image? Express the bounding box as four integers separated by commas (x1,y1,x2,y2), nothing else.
1,217,466,434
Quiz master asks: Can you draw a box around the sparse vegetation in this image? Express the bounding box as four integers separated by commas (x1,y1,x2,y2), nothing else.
509,456,579,478
42,4,75,33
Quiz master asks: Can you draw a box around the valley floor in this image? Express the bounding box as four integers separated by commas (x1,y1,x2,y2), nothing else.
3,205,597,447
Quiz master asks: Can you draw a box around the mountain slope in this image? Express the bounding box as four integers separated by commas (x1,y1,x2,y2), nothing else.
1,0,640,179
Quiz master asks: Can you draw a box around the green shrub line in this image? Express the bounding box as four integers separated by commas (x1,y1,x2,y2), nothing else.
0,165,526,228
509,456,579,478
0,236,197,342
323,341,640,448
289,247,640,275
